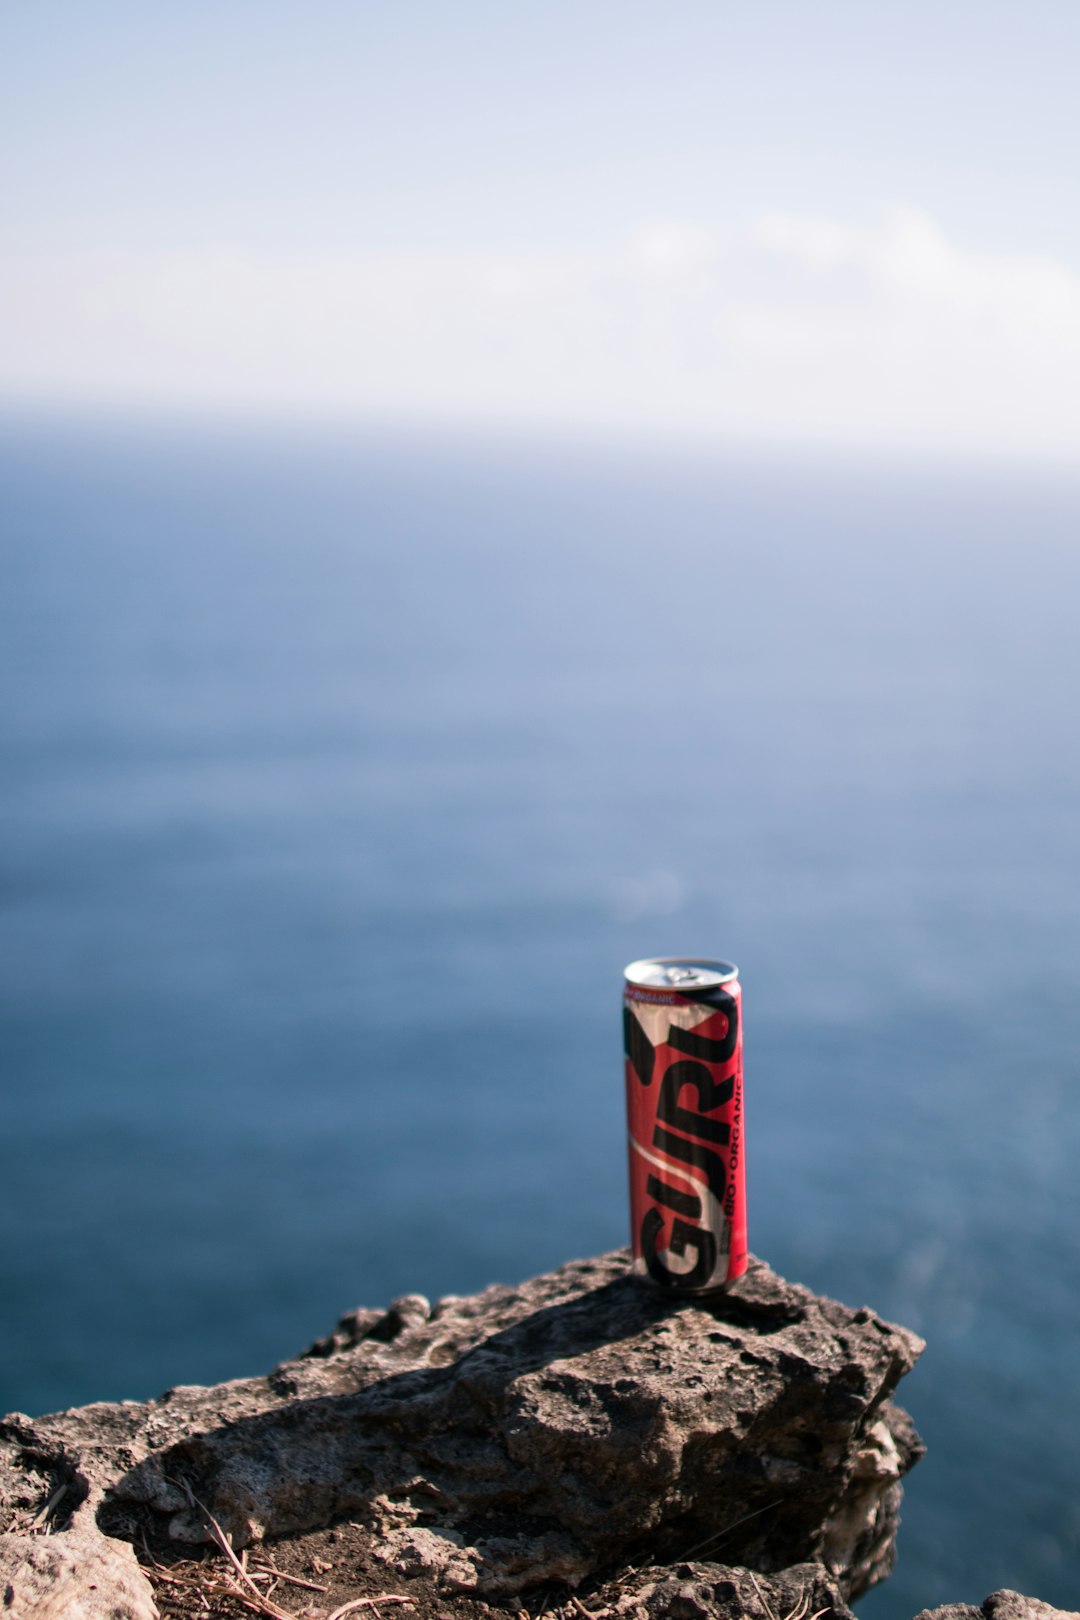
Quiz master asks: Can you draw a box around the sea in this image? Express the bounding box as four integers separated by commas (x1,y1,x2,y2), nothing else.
2,415,1079,1618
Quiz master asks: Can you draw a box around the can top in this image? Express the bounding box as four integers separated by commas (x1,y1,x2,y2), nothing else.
624,956,739,991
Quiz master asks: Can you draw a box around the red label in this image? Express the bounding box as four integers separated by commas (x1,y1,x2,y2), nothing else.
623,982,747,1292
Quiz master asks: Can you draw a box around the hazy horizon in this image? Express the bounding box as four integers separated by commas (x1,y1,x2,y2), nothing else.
5,3,1080,462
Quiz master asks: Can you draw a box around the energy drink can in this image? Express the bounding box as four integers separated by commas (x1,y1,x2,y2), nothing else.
623,957,747,1292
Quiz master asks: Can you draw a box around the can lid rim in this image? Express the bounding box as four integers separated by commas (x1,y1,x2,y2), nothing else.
624,956,739,989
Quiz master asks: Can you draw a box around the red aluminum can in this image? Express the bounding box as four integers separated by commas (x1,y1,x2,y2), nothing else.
623,957,747,1293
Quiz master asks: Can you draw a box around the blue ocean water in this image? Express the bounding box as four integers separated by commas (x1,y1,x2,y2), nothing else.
2,417,1079,1616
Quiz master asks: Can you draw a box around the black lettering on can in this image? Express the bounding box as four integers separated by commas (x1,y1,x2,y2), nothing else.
641,1207,718,1291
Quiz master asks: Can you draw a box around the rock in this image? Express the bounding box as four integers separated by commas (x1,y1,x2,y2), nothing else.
599,1560,853,1620
0,1250,924,1619
0,1521,157,1620
916,1596,1080,1620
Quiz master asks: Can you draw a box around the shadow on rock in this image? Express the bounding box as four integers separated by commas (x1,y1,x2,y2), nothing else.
99,1254,923,1600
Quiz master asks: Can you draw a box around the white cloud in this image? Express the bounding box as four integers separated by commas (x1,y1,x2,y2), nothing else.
4,207,1080,459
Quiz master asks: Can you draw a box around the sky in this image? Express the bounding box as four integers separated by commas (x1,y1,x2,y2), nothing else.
3,1,1080,459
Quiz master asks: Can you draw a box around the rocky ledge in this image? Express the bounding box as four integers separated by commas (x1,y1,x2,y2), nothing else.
0,1252,1071,1620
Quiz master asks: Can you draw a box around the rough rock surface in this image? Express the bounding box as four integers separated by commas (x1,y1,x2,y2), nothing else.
1,1251,927,1619
596,1559,853,1619
916,1594,1080,1620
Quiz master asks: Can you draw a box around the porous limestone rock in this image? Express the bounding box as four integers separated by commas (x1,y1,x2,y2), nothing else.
595,1559,853,1620
916,1593,1080,1620
1,1251,924,1619
0,1520,157,1620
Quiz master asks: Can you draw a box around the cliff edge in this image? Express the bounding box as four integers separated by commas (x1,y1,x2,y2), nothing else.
0,1251,1050,1620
